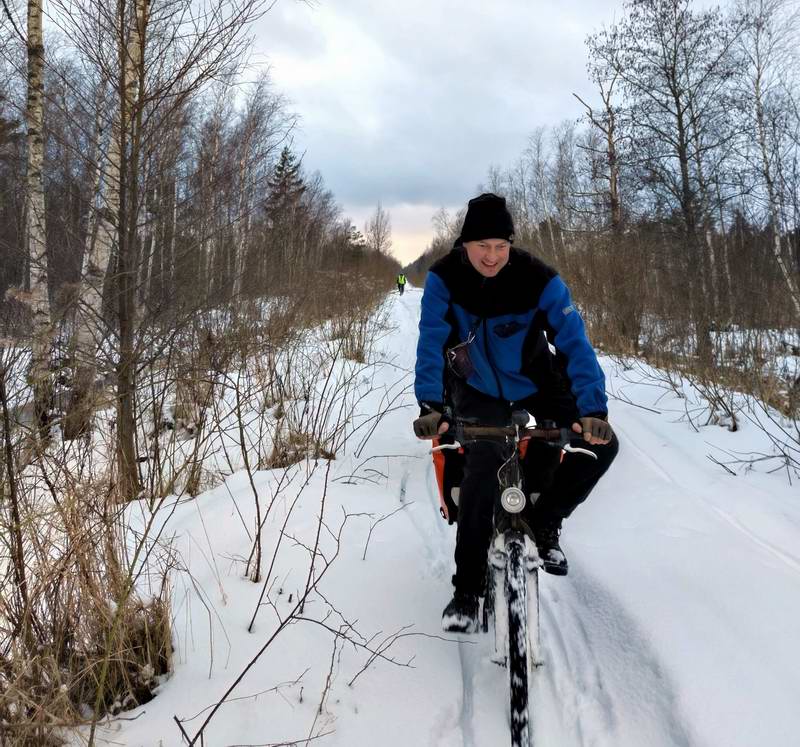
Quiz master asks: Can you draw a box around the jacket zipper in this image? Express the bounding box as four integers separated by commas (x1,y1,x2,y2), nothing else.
482,317,505,400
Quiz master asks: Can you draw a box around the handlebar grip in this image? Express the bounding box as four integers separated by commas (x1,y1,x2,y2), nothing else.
451,423,598,458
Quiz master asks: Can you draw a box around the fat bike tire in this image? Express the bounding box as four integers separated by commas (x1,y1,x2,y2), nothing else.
506,538,530,747
483,562,495,633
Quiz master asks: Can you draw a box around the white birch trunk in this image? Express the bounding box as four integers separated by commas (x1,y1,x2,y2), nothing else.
137,155,155,315
64,0,150,439
25,0,52,437
232,128,254,302
64,91,121,438
751,9,800,320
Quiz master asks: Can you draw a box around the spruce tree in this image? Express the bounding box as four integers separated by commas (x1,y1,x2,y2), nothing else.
265,146,305,226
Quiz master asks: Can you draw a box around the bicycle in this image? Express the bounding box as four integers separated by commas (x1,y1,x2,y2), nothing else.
433,410,596,747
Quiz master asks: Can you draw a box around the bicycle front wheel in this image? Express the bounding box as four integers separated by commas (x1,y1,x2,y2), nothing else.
506,536,530,747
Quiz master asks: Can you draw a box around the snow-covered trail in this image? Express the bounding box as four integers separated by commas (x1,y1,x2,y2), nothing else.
102,288,799,747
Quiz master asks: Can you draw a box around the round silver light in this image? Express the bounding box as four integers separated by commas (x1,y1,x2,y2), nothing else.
500,486,526,514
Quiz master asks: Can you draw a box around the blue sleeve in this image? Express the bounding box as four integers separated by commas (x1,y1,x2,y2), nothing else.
538,275,608,417
414,271,452,405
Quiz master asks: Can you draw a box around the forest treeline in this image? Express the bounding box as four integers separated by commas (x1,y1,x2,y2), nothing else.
0,0,399,494
0,1,400,742
407,0,800,415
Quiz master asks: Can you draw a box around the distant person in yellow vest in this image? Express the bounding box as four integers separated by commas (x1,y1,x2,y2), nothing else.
396,273,407,295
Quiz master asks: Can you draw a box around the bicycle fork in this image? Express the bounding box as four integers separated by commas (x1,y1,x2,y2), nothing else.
489,531,544,669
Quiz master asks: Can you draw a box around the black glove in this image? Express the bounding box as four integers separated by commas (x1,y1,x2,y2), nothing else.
413,402,446,439
573,415,614,444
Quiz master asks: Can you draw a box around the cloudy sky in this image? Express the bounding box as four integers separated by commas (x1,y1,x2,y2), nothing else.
252,0,624,263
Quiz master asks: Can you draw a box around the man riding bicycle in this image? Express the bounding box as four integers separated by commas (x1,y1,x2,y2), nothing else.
412,193,619,633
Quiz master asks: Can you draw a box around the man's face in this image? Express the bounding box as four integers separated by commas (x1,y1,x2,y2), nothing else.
463,239,511,278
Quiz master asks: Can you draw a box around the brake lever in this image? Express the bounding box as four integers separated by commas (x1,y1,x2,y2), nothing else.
431,441,462,452
553,427,599,459
564,443,598,459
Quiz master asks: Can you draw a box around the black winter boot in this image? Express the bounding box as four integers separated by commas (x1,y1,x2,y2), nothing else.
534,517,568,576
442,591,479,633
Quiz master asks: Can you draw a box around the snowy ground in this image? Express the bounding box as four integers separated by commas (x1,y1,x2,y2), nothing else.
89,286,800,747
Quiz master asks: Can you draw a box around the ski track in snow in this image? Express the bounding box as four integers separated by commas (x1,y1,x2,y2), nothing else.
105,287,800,747
705,503,800,576
398,460,451,582
618,401,800,576
457,643,478,747
611,419,679,487
537,568,694,747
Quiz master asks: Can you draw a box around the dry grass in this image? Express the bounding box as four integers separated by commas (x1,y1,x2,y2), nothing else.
262,427,336,469
0,596,171,744
0,259,397,745
0,359,173,745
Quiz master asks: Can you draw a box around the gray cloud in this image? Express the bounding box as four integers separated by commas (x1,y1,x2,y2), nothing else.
253,0,624,260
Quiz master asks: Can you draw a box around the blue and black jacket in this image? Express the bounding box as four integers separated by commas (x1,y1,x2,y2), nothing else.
415,246,607,419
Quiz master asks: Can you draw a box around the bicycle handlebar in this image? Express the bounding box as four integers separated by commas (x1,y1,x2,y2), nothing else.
460,425,561,440
432,423,598,459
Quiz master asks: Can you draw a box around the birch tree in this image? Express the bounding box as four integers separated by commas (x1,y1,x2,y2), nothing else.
735,0,800,319
364,202,392,256
63,84,114,439
594,0,743,358
524,127,560,264
24,0,51,440
575,36,624,233
59,0,274,464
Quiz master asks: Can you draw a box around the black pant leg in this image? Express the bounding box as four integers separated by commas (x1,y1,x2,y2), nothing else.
449,383,510,594
531,432,619,520
453,440,503,594
521,440,562,494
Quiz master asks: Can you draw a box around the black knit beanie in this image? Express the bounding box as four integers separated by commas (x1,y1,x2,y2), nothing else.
459,193,515,243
